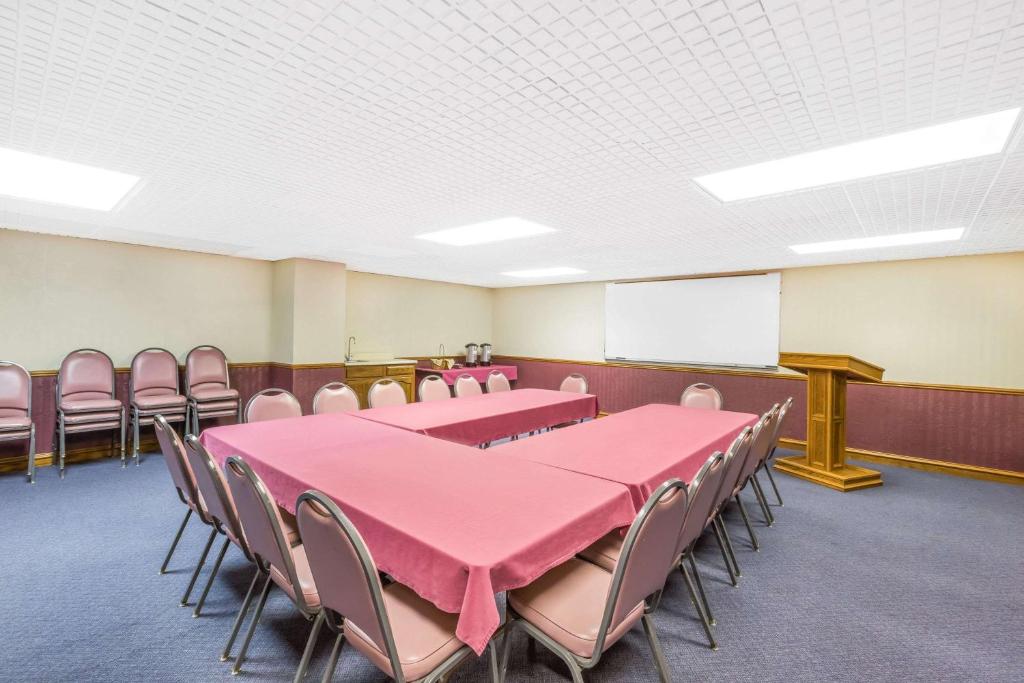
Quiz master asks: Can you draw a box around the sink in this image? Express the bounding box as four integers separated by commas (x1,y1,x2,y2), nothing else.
344,358,415,366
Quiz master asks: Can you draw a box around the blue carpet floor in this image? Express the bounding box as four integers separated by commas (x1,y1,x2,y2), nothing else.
1,451,1022,682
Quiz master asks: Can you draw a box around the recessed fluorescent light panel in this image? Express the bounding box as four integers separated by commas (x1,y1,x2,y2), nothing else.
502,267,587,278
695,108,1021,202
790,228,965,255
416,217,556,246
0,147,140,211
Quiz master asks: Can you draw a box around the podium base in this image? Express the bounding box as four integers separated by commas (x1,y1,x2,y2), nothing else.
774,456,883,492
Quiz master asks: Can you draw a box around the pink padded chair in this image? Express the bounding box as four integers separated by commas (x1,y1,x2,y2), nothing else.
502,479,688,682
184,345,240,436
0,361,36,484
485,370,511,393
128,348,187,465
56,348,125,476
153,415,218,607
707,427,753,584
558,373,588,394
758,396,793,506
224,456,322,678
313,382,360,414
296,490,500,683
244,388,302,423
417,375,451,402
719,407,777,551
367,379,407,408
680,383,723,410
453,373,482,398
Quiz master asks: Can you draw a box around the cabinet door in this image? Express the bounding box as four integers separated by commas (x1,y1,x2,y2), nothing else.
345,377,374,409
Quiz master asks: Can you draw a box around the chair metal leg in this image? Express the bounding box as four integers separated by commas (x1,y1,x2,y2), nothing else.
321,632,344,683
120,408,127,468
232,574,273,675
680,562,716,649
488,639,500,683
58,415,66,479
735,495,759,550
751,475,774,526
181,527,218,606
716,516,742,577
194,537,230,617
132,408,141,465
765,463,784,506
293,611,326,683
710,518,738,585
641,614,672,683
222,567,261,661
687,553,714,625
160,508,193,574
27,424,36,484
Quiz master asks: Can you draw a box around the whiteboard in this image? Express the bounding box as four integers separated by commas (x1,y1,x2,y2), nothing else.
604,273,781,367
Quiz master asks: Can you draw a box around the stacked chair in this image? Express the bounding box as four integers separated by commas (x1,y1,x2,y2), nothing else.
0,361,36,484
185,345,241,436
56,348,126,477
128,348,187,465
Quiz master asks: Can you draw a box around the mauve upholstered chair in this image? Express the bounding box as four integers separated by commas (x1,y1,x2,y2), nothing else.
296,490,500,683
128,348,187,466
153,415,218,607
0,361,36,484
558,373,588,394
580,451,727,649
367,379,407,408
313,382,360,414
224,456,322,678
485,370,511,393
453,374,482,398
184,345,240,436
244,388,302,423
417,375,451,402
56,348,125,477
501,479,688,683
758,396,793,506
720,407,777,552
680,383,724,410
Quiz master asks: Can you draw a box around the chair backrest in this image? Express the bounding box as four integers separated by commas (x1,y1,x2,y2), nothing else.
224,456,313,614
0,361,31,419
245,388,302,423
735,406,778,493
680,383,723,410
764,397,793,461
595,479,688,658
559,373,588,393
296,491,404,677
129,348,180,401
485,371,511,393
453,374,482,398
715,426,753,513
57,348,115,402
153,415,206,520
367,379,407,408
313,382,360,414
417,375,451,402
185,345,230,395
183,434,250,559
674,451,726,556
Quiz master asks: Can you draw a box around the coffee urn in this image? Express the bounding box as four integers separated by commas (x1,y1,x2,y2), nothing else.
480,343,492,366
464,343,480,367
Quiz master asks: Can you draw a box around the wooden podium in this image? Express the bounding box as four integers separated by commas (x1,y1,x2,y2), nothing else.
773,353,884,492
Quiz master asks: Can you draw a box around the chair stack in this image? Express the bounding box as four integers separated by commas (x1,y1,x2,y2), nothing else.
56,348,126,477
185,346,242,436
128,348,187,465
0,362,36,484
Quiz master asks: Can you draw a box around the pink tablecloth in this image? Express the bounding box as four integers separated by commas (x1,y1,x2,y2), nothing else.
199,413,633,654
499,404,758,512
353,388,597,446
415,364,518,385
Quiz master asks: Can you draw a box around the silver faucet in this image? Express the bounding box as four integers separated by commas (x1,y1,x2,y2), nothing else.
346,336,356,361
438,343,445,358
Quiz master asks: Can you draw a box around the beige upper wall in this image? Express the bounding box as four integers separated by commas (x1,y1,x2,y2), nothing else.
492,283,606,362
0,229,274,369
345,271,493,358
271,258,348,364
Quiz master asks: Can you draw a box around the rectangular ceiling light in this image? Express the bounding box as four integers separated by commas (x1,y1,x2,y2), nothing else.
502,267,587,278
790,228,965,254
0,147,140,211
416,216,556,246
695,108,1021,202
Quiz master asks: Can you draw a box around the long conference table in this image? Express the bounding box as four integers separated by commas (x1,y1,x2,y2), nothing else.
199,390,755,655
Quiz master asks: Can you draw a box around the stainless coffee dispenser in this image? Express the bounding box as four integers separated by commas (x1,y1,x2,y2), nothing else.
464,343,480,367
480,343,492,366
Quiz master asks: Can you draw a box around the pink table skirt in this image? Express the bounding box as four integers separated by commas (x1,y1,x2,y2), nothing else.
353,388,597,446
199,413,633,654
415,364,518,385
498,404,758,512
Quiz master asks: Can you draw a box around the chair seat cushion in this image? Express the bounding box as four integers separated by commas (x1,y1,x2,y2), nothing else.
509,558,644,659
345,582,465,681
133,394,187,410
193,401,239,417
269,544,321,610
578,531,624,573
0,416,32,432
191,388,239,403
62,410,122,425
61,398,121,413
64,420,122,434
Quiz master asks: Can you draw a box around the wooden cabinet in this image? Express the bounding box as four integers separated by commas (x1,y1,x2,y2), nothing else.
346,363,415,406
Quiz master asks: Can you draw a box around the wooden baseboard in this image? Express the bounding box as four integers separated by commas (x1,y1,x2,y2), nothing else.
0,436,160,474
778,438,1024,486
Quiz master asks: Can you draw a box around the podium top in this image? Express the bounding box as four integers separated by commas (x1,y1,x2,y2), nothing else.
778,352,884,383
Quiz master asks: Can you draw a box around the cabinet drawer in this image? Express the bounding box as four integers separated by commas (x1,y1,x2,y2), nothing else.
387,365,415,377
346,365,384,378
